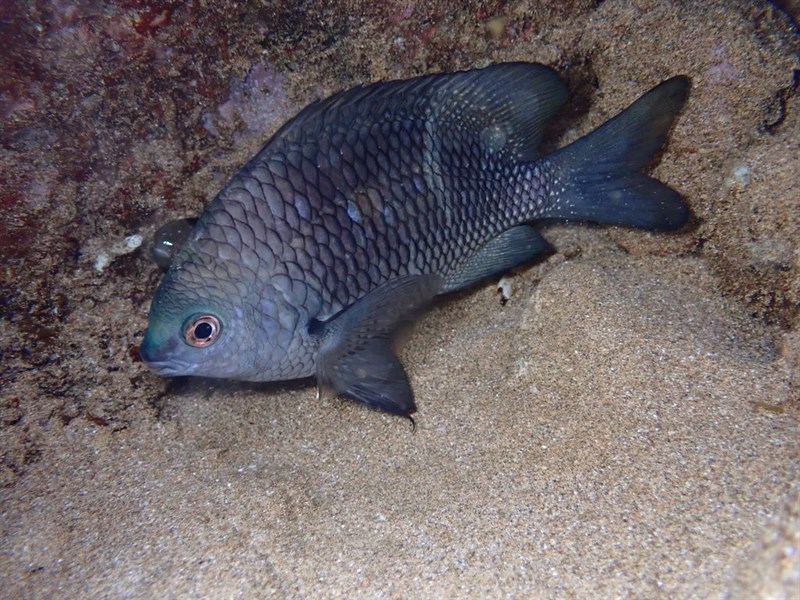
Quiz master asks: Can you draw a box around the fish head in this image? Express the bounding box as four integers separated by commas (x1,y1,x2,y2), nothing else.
139,239,297,381
140,253,266,379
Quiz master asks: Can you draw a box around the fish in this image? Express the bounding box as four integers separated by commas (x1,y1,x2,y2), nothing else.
140,62,690,415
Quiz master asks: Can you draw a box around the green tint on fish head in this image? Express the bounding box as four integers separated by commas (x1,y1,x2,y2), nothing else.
140,254,265,379
141,199,321,383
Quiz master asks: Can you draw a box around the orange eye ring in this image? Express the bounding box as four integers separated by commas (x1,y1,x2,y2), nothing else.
183,315,222,347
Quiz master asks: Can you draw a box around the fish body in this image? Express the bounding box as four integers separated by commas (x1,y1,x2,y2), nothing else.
140,62,689,414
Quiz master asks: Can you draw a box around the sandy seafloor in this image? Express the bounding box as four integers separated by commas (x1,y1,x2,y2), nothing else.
1,0,798,597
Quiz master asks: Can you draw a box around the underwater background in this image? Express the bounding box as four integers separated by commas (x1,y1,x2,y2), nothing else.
1,0,798,597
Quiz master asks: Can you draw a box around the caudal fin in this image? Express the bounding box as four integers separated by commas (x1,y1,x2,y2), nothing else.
541,76,690,231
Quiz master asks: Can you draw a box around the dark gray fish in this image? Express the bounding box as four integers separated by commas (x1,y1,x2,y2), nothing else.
140,62,690,415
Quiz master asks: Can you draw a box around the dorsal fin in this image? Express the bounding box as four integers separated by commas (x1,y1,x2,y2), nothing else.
269,63,567,162
426,62,568,161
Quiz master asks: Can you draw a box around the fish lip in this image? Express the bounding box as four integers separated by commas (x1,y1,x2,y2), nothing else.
143,359,194,377
139,336,192,376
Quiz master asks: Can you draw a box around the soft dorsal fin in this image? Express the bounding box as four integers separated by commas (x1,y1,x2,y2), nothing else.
426,62,568,161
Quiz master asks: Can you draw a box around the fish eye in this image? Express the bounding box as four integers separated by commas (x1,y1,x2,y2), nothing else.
183,314,222,347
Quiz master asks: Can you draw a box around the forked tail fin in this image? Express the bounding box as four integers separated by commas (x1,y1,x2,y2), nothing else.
541,76,690,231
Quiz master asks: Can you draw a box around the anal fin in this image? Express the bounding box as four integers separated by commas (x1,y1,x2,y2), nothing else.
313,274,442,415
442,225,552,294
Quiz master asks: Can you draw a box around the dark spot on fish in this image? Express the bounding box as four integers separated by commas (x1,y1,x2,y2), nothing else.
150,218,197,269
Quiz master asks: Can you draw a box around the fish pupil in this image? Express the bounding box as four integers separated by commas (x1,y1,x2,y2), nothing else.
195,322,213,339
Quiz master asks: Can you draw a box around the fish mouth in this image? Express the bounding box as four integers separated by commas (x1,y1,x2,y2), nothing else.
139,335,196,376
144,360,192,377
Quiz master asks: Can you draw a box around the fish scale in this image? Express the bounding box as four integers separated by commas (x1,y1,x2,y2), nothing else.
141,62,690,415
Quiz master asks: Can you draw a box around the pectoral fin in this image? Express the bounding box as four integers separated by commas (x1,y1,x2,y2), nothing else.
312,274,442,415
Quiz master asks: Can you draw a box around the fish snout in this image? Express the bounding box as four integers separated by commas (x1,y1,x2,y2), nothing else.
139,333,177,369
